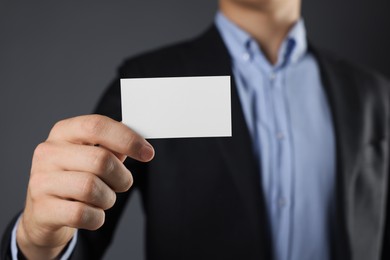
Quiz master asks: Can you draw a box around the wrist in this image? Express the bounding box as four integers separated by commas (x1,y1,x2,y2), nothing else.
16,214,68,260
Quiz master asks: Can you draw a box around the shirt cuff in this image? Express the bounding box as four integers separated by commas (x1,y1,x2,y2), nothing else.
11,215,78,260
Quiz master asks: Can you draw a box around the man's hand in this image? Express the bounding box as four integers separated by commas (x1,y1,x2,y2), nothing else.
16,115,154,259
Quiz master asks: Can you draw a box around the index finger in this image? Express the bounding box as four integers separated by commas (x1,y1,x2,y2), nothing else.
48,114,154,162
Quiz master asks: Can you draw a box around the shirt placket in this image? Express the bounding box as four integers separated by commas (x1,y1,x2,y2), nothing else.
271,68,294,260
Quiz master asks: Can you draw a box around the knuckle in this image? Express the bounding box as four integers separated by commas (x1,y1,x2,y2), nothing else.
33,142,51,161
81,175,98,200
28,172,46,200
81,115,107,139
91,149,114,174
69,203,87,227
70,204,105,230
50,119,66,136
28,169,42,187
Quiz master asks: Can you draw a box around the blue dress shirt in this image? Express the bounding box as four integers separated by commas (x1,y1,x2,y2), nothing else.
216,12,336,260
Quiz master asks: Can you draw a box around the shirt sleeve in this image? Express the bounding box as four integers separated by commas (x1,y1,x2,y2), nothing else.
10,215,78,260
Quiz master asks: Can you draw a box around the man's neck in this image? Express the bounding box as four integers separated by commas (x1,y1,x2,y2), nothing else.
219,0,301,64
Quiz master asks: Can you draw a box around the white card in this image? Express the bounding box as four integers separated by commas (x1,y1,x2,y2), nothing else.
121,76,232,139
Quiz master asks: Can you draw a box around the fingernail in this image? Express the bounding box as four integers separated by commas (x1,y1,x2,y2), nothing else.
140,143,154,161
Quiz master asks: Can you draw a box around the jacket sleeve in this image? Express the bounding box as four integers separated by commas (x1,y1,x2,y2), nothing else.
1,214,19,260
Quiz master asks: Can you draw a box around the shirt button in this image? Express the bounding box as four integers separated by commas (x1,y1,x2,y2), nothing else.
278,198,286,207
270,72,276,81
242,52,250,61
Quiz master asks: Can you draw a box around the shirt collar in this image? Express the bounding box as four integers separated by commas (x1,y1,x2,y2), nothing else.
215,11,308,68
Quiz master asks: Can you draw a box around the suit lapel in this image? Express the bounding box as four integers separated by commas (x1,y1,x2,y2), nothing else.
217,75,271,256
314,48,388,260
185,26,271,258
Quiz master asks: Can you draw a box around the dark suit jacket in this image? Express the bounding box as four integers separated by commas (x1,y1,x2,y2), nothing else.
2,25,390,260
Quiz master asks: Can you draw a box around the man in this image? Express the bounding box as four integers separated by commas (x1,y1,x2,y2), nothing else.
2,0,390,259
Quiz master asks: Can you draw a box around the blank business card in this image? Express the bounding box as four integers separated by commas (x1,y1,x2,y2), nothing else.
120,76,231,139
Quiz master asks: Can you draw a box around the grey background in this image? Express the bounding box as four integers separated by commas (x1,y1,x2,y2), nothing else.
0,0,389,259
